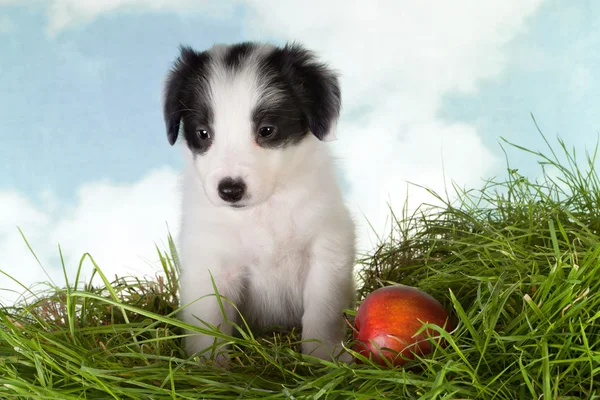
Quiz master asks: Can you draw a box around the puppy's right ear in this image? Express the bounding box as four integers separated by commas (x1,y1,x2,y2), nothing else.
162,46,208,145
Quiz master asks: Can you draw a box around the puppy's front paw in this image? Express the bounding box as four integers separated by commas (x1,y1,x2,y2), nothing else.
337,350,354,364
301,340,328,360
184,333,230,366
184,333,211,357
302,340,352,363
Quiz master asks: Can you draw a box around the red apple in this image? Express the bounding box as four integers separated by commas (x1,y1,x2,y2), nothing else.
352,285,453,367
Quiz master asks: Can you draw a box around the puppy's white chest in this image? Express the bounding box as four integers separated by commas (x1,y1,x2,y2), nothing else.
239,203,304,264
236,207,310,329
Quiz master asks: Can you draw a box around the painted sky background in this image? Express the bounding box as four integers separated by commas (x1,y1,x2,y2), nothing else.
1,0,599,304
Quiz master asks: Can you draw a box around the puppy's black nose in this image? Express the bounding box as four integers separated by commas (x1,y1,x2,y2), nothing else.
218,178,246,203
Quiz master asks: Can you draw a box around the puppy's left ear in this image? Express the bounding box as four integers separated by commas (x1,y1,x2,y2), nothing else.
279,43,342,141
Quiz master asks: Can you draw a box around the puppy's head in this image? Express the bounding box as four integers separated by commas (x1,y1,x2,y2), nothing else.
162,42,341,208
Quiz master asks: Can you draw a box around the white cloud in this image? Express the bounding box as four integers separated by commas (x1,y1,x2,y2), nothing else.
0,167,181,305
0,15,13,33
1,0,237,36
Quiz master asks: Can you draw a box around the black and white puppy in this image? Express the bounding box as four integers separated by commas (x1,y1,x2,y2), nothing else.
162,42,356,363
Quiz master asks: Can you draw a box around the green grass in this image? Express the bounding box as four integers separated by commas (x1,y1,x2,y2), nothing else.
3,123,600,399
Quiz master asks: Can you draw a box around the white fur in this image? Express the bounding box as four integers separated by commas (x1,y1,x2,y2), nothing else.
175,47,356,363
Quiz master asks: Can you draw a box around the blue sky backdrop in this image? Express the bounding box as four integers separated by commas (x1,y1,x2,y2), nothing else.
1,0,599,303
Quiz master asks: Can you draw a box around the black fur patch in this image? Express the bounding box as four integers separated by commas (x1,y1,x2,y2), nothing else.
258,43,341,142
224,42,256,72
163,45,214,154
251,94,309,149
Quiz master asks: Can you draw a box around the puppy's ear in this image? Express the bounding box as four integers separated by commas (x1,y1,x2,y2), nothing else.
162,46,208,145
276,43,342,141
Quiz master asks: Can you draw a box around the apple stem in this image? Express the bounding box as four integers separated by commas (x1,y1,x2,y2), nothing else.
343,312,359,334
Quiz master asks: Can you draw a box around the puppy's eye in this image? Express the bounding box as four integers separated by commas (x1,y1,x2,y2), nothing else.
259,126,276,138
196,128,211,140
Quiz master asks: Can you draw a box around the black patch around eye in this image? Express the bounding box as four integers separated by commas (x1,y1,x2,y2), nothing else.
181,113,214,155
257,43,341,141
252,99,310,149
163,46,212,146
163,44,220,158
224,42,256,72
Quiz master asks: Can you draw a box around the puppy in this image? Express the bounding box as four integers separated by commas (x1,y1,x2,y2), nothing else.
162,42,356,363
